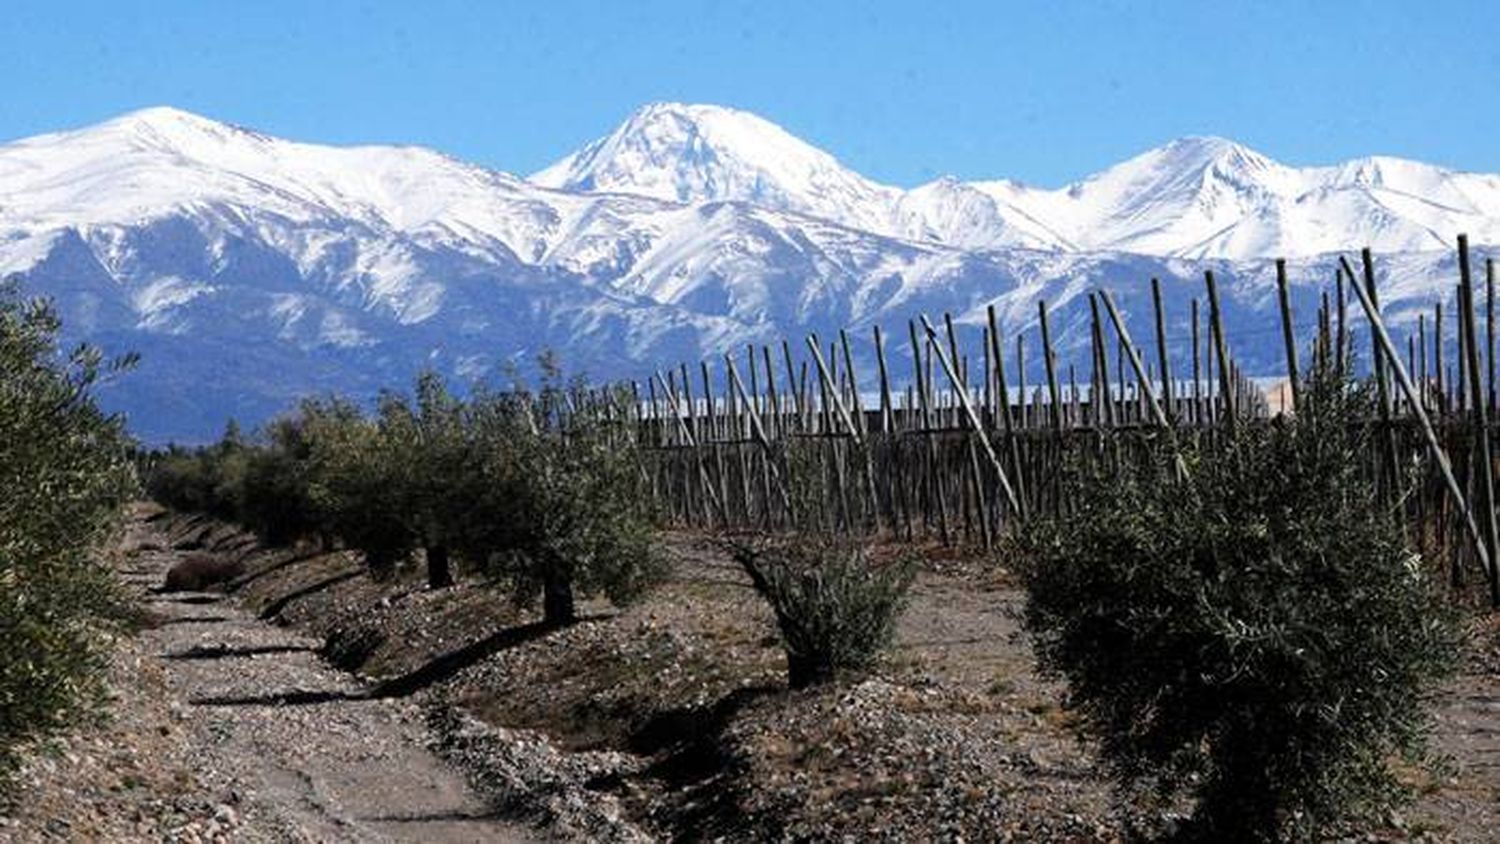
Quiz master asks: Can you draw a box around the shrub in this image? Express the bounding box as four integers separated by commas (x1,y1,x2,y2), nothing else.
1015,370,1459,840
162,552,244,592
0,290,136,793
733,538,917,688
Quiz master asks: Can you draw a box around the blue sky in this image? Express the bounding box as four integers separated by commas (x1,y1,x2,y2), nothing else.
0,1,1493,187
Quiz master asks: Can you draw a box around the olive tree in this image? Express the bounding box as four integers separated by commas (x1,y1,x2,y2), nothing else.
1016,371,1459,840
300,397,415,579
455,381,665,626
371,372,472,588
0,290,136,791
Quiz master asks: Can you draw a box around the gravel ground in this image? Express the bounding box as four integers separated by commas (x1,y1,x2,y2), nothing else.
1,507,535,843
7,511,1495,842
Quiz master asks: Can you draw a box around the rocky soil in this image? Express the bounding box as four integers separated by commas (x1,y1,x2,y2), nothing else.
4,510,1497,841
1,507,534,842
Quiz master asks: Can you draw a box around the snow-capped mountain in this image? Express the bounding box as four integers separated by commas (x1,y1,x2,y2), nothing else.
537,107,1500,259
2,103,1496,442
532,102,901,236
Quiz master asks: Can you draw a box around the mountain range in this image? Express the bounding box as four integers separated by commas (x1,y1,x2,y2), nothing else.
2,102,1495,442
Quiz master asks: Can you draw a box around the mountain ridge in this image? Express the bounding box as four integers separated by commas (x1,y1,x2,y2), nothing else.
1,104,1495,442
531,104,1500,258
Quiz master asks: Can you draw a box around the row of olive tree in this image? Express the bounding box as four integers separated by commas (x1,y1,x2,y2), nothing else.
148,370,664,626
0,288,138,794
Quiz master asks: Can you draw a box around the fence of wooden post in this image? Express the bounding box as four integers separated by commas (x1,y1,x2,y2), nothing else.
919,314,1023,517
1453,236,1500,607
1343,252,1495,587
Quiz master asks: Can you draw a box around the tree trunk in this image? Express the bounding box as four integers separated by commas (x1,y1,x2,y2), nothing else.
542,570,576,626
426,544,453,589
365,549,396,581
786,652,834,689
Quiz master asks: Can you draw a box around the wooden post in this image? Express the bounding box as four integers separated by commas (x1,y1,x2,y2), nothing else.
1088,294,1112,428
1038,300,1063,430
725,356,793,519
1150,278,1174,423
1016,332,1028,430
1458,285,1470,413
1407,334,1416,415
1357,250,1400,494
908,320,928,430
1274,258,1300,412
987,304,1026,505
1205,271,1236,428
781,340,801,419
988,305,1011,425
1336,265,1348,373
1455,235,1500,607
1344,256,1494,588
1419,313,1429,411
1489,258,1496,413
839,329,867,437
762,346,781,437
920,315,1023,516
1436,301,1446,413
1318,292,1331,376
873,325,894,434
1191,299,1202,426
1100,290,1186,476
656,369,726,526
807,336,863,444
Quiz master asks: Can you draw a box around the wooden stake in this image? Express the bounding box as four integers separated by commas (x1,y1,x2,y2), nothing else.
1343,254,1494,586
920,314,1023,516
1038,300,1063,430
1455,235,1500,606
1205,271,1236,428
1274,258,1300,412
1151,277,1175,424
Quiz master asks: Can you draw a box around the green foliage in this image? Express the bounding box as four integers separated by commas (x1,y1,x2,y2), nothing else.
143,430,246,522
297,397,413,577
143,364,666,614
370,372,472,586
236,417,326,547
733,538,916,688
0,289,136,792
1015,371,1460,840
457,381,666,624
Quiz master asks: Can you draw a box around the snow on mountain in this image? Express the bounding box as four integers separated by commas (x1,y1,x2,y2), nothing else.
1032,137,1500,258
1,105,1496,442
538,108,1500,260
532,102,901,234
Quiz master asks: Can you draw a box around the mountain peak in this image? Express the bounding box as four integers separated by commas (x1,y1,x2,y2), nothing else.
96,105,264,144
529,102,894,227
111,104,218,125
1145,135,1279,176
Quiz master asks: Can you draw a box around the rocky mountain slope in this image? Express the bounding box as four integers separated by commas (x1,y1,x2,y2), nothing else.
2,104,1494,441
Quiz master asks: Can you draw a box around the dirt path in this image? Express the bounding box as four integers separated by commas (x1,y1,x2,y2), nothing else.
9,511,536,843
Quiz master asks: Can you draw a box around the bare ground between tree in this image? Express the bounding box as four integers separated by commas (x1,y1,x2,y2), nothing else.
1,505,536,843
230,525,1500,841
8,509,1495,841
